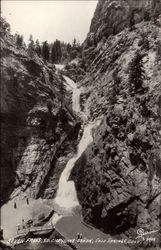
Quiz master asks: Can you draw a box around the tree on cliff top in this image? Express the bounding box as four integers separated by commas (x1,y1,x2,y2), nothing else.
42,41,50,62
16,34,23,48
28,35,34,49
28,35,35,57
35,39,42,57
51,39,62,63
1,17,10,35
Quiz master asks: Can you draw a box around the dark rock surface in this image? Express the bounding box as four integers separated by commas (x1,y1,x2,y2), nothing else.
72,0,161,240
60,62,86,83
86,0,161,46
0,19,80,204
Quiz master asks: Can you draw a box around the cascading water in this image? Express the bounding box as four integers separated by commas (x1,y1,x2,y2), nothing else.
54,120,100,213
54,65,101,214
63,76,81,113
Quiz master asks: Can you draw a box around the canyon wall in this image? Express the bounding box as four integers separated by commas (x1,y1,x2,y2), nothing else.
72,0,161,240
1,19,80,204
85,0,161,45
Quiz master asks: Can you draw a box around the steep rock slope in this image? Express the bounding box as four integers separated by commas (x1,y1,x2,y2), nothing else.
72,0,161,240
1,19,80,204
86,0,161,45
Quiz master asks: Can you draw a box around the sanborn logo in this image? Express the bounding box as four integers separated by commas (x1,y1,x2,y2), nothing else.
135,228,159,239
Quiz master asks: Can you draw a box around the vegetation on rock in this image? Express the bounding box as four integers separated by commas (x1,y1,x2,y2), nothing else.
71,0,161,241
0,17,80,204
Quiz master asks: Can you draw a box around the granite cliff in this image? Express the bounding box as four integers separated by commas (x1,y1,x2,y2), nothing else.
1,18,80,204
86,0,161,46
71,0,161,241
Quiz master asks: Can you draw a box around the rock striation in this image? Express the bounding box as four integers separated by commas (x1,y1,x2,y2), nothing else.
1,18,80,204
85,0,161,46
72,0,161,240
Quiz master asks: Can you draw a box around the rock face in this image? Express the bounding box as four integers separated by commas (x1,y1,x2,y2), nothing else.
85,0,161,45
1,19,80,203
72,0,161,239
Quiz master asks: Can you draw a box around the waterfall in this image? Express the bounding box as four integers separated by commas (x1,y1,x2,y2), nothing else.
55,65,81,113
63,76,81,113
54,65,101,214
54,121,100,212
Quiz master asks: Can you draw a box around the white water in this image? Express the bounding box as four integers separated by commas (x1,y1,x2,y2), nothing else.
54,65,101,213
55,64,64,71
55,64,81,113
63,76,81,113
54,120,100,212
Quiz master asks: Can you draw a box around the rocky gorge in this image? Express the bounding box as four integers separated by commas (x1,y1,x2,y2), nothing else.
1,21,81,204
71,0,161,242
1,0,161,247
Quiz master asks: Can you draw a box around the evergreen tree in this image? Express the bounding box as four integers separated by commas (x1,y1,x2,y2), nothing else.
55,39,62,62
72,38,77,48
129,12,135,31
51,43,57,63
70,38,82,59
129,52,145,93
61,46,68,63
28,35,34,50
28,35,35,57
67,43,72,54
51,40,62,63
42,41,50,62
1,17,10,35
35,39,41,57
16,34,23,47
112,68,121,95
110,68,121,105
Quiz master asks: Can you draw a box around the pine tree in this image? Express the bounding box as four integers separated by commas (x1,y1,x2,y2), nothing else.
72,38,77,48
110,68,121,105
35,39,41,57
42,41,50,62
51,40,62,63
129,12,135,31
1,17,10,34
129,52,145,93
16,34,23,47
112,68,121,95
61,44,68,63
28,35,34,50
55,39,62,63
67,43,72,54
28,35,35,57
51,43,57,63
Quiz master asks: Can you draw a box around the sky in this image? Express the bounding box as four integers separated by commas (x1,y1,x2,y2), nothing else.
1,0,98,44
